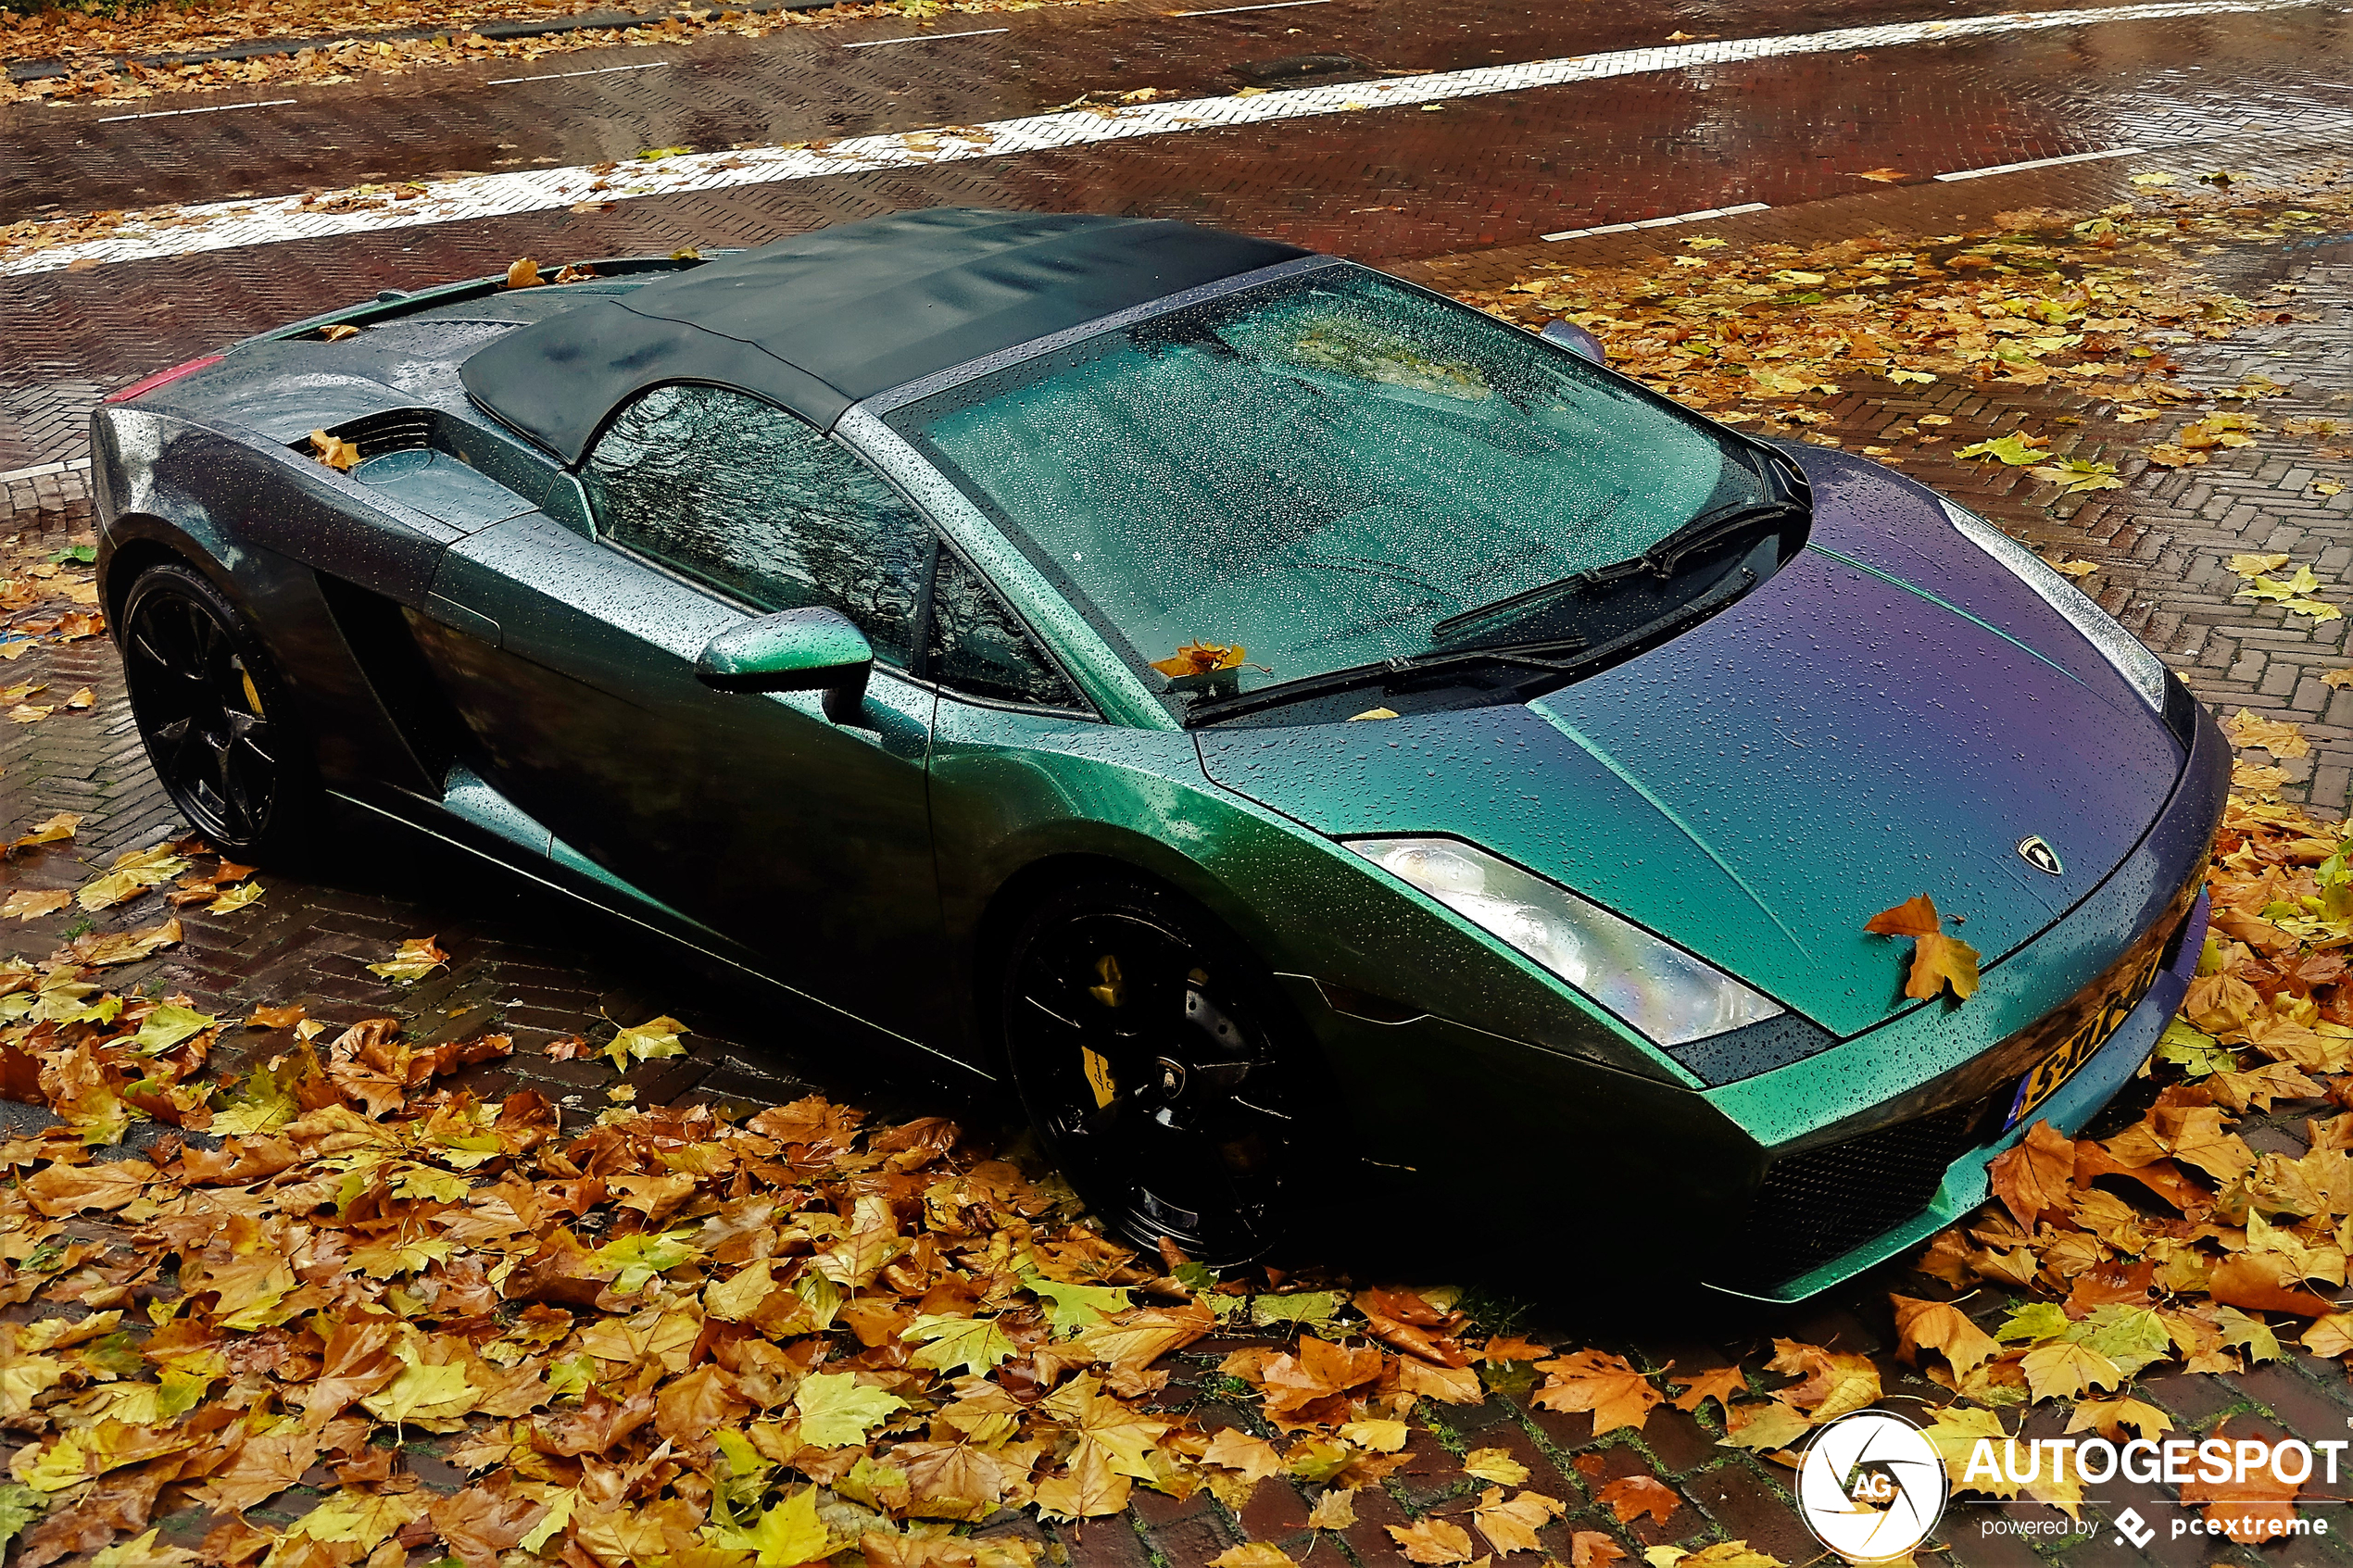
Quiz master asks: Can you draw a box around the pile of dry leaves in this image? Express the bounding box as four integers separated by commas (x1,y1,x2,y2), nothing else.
1454,175,2351,508
1,0,1114,107
8,772,2353,1568
0,536,109,730
0,827,1624,1568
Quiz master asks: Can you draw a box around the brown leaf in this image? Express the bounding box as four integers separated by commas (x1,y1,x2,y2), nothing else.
1531,1348,1660,1435
1569,1533,1628,1568
1765,1339,1881,1421
1201,1427,1286,1483
1207,1549,1294,1568
506,257,546,288
1907,931,1981,1000
1667,1365,1744,1412
1890,1295,1999,1381
24,1158,155,1216
192,1433,321,1514
308,430,362,470
1596,1474,1679,1525
1386,1517,1478,1565
1473,1486,1566,1554
1989,1120,2076,1231
1391,1356,1484,1404
2209,1254,2340,1316
653,1363,749,1448
74,915,183,965
2179,1419,2301,1542
1864,894,1941,935
299,1319,399,1428
533,1387,658,1457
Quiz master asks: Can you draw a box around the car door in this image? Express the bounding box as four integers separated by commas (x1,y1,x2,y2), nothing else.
415,383,947,1044
919,548,1106,1003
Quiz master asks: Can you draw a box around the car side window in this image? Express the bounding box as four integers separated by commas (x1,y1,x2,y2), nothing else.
928,550,1086,710
583,383,928,665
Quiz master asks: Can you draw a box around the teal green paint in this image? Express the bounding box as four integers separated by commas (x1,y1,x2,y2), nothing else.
697,610,872,690
1529,706,1813,957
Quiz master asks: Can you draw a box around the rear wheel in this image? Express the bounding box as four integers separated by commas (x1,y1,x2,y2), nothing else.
121,562,317,860
1001,878,1304,1266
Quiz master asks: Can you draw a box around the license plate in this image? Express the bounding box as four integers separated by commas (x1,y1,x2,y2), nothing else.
2005,947,2166,1130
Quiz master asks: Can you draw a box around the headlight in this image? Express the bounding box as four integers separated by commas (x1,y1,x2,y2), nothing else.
1941,497,2166,714
1347,836,1784,1047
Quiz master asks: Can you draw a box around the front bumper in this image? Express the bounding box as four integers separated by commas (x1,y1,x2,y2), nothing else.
1696,696,2230,1300
1705,883,2208,1302
1283,697,2228,1301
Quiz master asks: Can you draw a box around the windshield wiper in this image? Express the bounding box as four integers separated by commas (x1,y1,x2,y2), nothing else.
1428,500,1804,650
1599,498,1807,583
1181,638,1589,727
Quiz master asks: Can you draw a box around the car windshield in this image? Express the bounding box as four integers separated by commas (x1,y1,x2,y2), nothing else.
887,265,1772,717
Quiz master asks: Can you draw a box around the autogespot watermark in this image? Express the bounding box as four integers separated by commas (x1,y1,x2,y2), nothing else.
1959,1434,2341,1545
1795,1418,2342,1563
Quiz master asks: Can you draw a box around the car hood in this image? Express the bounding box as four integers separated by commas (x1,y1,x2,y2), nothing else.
1195,449,2183,1038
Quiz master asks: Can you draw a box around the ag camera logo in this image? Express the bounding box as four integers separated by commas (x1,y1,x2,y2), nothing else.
1796,1411,1949,1563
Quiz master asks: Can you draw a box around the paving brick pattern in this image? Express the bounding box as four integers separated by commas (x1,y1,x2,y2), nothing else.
3,2,2353,1562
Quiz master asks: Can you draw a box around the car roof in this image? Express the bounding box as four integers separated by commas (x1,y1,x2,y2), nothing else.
459,207,1310,462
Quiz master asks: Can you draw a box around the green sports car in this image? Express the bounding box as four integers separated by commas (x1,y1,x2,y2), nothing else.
91,208,2224,1298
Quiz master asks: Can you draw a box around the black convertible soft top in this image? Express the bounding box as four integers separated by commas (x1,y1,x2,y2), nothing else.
459,207,1309,462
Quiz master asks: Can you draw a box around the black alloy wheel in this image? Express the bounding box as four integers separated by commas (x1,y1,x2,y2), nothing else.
121,563,313,858
1002,880,1302,1265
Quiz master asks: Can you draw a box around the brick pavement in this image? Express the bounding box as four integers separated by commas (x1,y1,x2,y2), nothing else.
2,5,2352,1562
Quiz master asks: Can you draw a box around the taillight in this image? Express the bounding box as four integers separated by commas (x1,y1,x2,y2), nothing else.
103,353,224,405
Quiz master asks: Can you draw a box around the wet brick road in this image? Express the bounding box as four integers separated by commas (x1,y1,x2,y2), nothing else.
4,0,2353,1562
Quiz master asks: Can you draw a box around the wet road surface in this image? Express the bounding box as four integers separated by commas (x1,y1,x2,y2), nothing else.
2,1,2352,1562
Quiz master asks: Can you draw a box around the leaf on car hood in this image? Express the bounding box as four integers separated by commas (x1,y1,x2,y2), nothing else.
1865,894,1980,1001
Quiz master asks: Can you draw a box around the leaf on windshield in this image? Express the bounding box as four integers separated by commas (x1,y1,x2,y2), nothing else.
1348,707,1400,721
1150,642,1246,680
1866,895,1980,1002
1274,315,1491,403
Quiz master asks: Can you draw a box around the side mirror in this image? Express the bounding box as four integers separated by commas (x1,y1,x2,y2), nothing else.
1541,319,1607,365
697,607,873,723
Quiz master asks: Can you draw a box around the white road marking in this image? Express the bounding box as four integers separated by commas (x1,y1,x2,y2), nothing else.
93,98,296,124
0,458,91,485
5,0,2319,279
1935,145,2150,180
1544,201,1770,241
1172,0,1331,16
841,27,1010,47
487,61,672,84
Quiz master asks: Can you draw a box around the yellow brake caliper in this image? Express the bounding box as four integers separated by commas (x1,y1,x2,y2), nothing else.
1082,954,1124,1108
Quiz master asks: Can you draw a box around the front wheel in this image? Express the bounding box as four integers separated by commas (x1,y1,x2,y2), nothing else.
1001,878,1307,1266
120,561,318,860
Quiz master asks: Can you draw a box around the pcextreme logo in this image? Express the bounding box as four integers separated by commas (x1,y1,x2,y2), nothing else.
1795,1411,1949,1564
